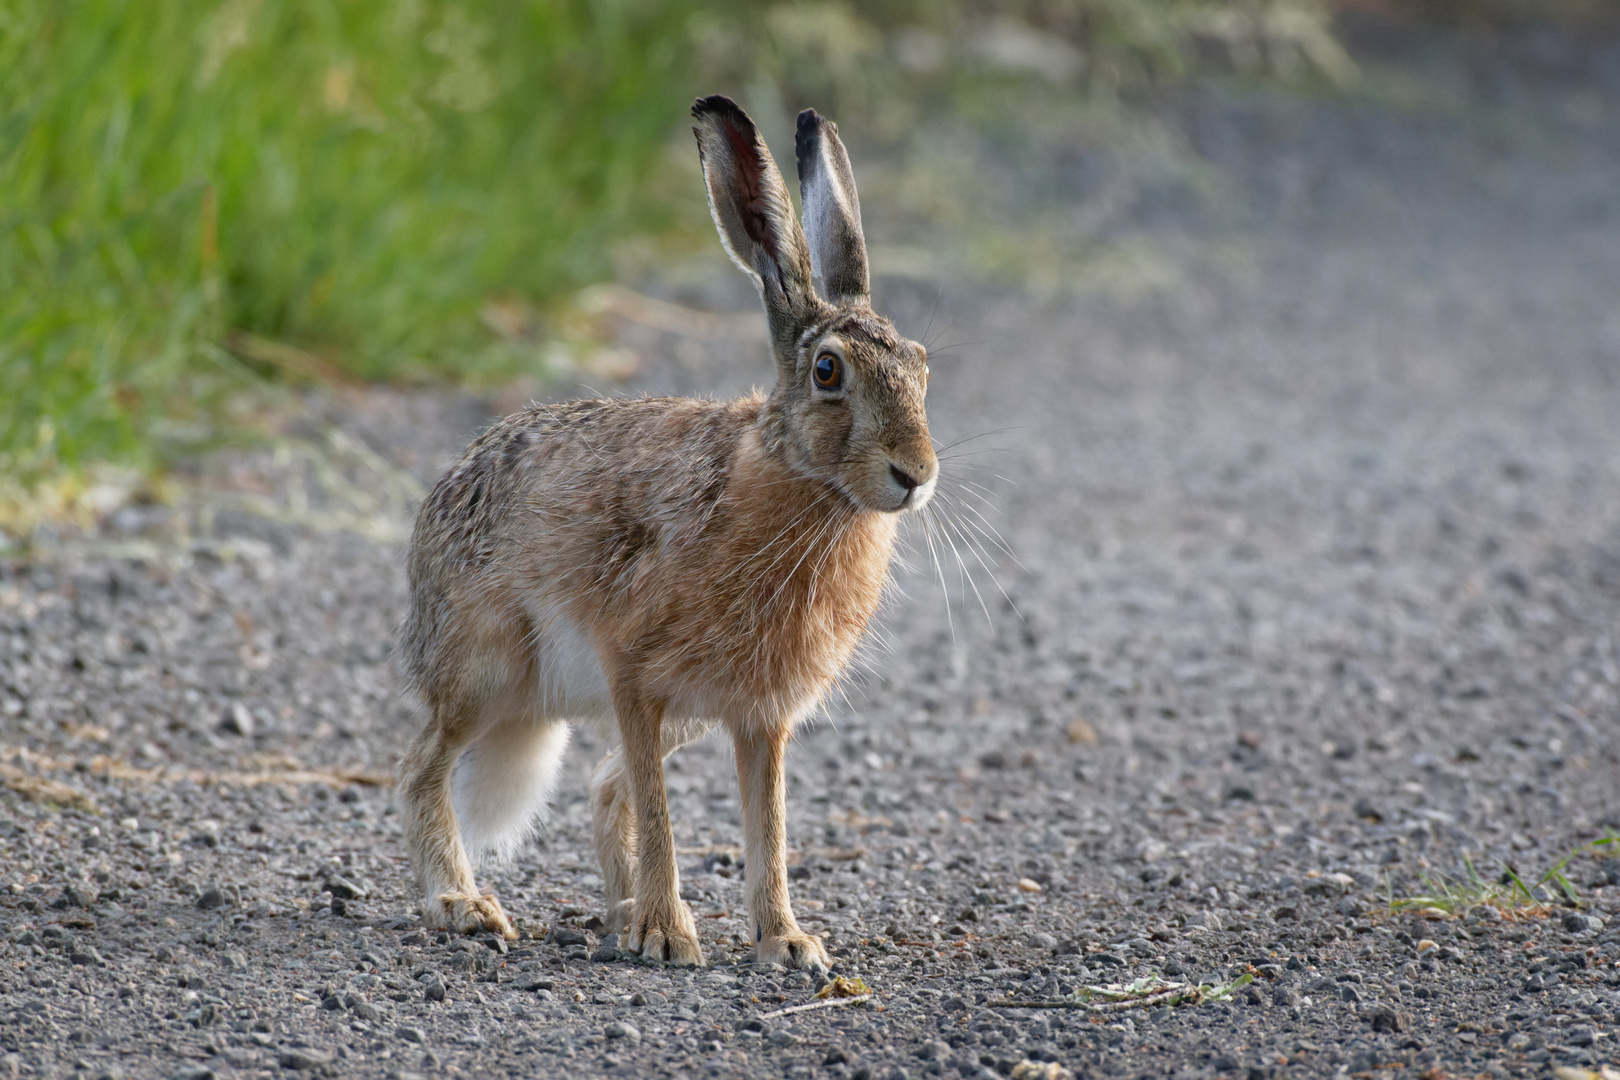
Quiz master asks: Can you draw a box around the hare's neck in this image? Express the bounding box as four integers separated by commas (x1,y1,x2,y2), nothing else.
730,425,898,600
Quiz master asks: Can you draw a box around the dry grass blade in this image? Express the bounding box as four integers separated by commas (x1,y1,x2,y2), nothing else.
989,973,1253,1012
0,744,391,791
2,767,96,811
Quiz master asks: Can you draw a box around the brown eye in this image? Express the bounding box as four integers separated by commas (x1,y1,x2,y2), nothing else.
813,352,842,389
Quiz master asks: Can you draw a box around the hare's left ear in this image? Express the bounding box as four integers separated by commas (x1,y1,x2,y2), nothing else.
795,108,869,305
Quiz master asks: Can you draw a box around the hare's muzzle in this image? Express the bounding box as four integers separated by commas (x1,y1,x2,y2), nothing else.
885,452,938,511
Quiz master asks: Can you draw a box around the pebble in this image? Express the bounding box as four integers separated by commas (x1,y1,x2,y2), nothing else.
1562,913,1604,935
604,1020,642,1045
419,972,447,1002
347,995,382,1023
768,1028,801,1047
276,1048,333,1070
195,885,226,910
1367,1006,1411,1032
324,875,368,900
219,703,254,736
396,1025,427,1044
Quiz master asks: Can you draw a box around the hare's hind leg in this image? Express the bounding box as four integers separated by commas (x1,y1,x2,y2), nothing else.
399,707,510,937
733,723,828,970
591,717,712,935
399,688,560,940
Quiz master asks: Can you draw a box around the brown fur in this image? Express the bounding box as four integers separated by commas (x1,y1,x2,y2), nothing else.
396,97,934,968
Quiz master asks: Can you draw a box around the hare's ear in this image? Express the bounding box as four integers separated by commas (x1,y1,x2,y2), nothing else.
795,108,869,305
692,96,816,343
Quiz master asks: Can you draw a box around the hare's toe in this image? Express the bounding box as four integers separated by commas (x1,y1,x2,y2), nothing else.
625,904,704,967
425,891,517,940
757,930,829,971
604,897,637,935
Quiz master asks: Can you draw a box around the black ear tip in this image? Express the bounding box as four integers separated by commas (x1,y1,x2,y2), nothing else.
795,109,823,175
693,94,748,125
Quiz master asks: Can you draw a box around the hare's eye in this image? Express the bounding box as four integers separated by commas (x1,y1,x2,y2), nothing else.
813,352,842,390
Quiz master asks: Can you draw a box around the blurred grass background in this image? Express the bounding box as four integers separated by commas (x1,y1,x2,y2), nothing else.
3,0,1517,496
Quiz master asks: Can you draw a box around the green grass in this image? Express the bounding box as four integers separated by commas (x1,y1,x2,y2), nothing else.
1388,836,1619,918
1,0,708,474
1,0,1349,491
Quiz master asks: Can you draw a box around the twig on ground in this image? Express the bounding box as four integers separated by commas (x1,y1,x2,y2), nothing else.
989,973,1253,1012
758,994,874,1020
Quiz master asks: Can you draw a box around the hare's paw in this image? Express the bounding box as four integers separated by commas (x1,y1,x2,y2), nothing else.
624,903,704,967
757,929,829,971
604,897,637,935
424,891,517,940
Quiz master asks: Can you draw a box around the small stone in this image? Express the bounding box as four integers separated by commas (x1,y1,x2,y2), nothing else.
1031,932,1058,950
604,1020,641,1045
1272,985,1300,1008
768,1028,801,1047
395,1025,427,1044
824,1046,851,1065
1367,1006,1410,1033
324,875,367,900
319,994,343,1011
1065,719,1098,746
1562,912,1603,935
276,1048,332,1070
195,885,226,910
219,704,254,737
550,927,588,947
169,1068,214,1080
419,972,446,1002
591,933,621,963
1340,985,1360,1003
1016,878,1043,894
1415,939,1439,955
346,995,382,1023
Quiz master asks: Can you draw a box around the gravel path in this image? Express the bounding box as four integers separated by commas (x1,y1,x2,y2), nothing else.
5,22,1620,1080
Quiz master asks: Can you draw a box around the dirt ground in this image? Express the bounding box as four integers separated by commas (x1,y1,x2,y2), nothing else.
4,17,1620,1080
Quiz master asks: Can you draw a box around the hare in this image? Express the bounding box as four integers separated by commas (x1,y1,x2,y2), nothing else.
396,95,936,969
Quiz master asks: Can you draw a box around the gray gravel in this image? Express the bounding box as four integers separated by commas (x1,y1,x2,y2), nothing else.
5,19,1620,1080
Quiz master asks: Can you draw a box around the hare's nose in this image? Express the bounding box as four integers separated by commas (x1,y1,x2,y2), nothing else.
889,464,921,492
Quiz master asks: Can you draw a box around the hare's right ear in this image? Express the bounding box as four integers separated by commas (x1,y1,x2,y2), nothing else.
795,108,869,305
692,96,816,351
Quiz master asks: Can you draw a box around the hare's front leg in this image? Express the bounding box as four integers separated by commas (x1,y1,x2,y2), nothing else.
733,725,829,970
398,715,515,939
612,687,704,966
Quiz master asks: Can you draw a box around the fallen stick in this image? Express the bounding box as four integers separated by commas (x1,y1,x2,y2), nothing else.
989,985,1204,1012
758,994,874,1020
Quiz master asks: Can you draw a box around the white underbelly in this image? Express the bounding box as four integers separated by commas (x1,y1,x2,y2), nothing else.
527,602,613,718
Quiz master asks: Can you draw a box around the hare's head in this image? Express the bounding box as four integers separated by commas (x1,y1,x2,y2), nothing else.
693,96,936,514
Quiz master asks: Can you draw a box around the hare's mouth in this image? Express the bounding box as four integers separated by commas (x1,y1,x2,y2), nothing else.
882,462,935,513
